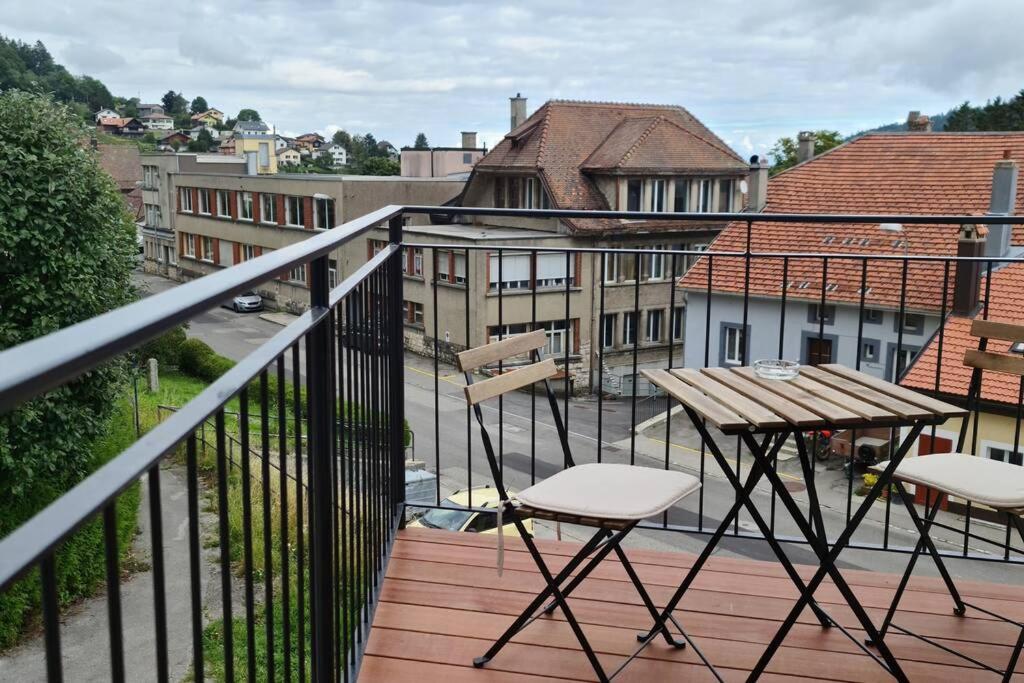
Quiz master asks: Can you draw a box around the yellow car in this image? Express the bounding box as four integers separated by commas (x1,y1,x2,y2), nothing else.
408,485,534,536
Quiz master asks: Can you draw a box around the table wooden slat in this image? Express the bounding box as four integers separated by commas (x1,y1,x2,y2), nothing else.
641,369,750,433
701,367,825,428
670,369,789,430
734,367,864,426
818,364,967,418
785,373,898,422
798,366,934,420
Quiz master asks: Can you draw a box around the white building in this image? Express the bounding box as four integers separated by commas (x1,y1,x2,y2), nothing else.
326,144,348,167
142,113,174,131
94,108,119,122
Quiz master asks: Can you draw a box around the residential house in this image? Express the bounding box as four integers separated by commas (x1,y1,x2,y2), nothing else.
137,103,164,118
189,124,218,140
275,135,295,151
97,116,146,137
325,143,348,167
401,131,485,177
378,97,749,394
158,131,191,149
94,107,119,122
680,126,1024,382
277,147,301,166
141,113,174,131
296,132,326,150
218,136,236,156
377,140,399,159
190,109,224,126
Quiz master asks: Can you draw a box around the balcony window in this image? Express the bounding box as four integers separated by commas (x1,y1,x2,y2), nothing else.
201,236,214,262
644,246,665,281
145,203,161,226
651,179,666,212
601,314,616,349
488,252,531,290
314,197,335,230
536,252,574,288
626,179,642,212
198,189,211,215
179,187,193,213
216,190,230,218
673,178,689,212
239,192,253,221
285,195,304,227
723,325,745,365
623,312,637,346
697,179,712,213
684,243,708,271
288,264,306,283
261,193,277,223
524,177,536,209
646,309,663,342
143,165,158,189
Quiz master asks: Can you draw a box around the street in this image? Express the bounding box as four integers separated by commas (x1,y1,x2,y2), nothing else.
134,271,1024,586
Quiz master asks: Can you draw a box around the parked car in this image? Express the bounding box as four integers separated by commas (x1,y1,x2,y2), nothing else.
227,291,263,313
407,485,533,536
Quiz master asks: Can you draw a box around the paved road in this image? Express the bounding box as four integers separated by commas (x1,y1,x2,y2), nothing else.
134,272,1024,586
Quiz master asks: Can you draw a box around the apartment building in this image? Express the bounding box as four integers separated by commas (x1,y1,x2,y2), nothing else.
400,131,485,177
681,131,1024,381
376,97,750,395
140,155,464,312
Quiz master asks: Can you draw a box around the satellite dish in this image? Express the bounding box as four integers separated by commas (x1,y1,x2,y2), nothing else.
739,180,749,194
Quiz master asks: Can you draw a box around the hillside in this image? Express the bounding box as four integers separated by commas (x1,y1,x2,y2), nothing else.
0,37,114,121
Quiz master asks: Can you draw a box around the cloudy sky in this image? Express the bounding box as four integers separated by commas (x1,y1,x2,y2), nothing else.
2,0,1022,155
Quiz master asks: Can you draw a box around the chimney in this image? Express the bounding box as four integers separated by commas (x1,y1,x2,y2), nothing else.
461,131,477,149
746,155,769,212
984,152,1018,258
797,131,816,164
510,93,527,131
907,111,932,132
953,224,987,316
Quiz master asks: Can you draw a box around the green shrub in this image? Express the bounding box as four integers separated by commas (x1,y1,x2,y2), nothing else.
179,338,235,383
136,326,188,368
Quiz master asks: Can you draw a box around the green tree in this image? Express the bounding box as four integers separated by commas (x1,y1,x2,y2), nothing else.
121,96,140,118
189,95,208,115
413,132,429,149
332,129,351,150
0,90,137,501
768,130,843,175
356,156,400,175
187,128,216,153
161,89,187,115
236,108,261,122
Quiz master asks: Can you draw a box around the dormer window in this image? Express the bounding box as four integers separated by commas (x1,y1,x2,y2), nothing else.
651,179,666,212
626,179,642,211
697,179,712,212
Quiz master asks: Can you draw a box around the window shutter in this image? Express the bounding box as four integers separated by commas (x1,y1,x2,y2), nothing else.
229,191,238,220
276,195,286,226
211,238,221,265
192,188,199,213
233,242,241,263
303,197,314,229
252,192,261,223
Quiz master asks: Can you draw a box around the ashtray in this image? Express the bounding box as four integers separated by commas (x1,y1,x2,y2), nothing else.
753,359,800,380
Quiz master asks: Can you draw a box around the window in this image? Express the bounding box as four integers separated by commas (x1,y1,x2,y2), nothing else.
988,447,1023,466
145,203,161,226
489,323,529,343
260,193,277,223
507,176,520,208
861,340,879,363
524,178,536,209
718,179,733,212
897,313,925,334
328,259,338,288
314,197,335,230
179,187,193,213
288,264,306,283
437,251,450,282
242,244,256,261
493,177,505,208
463,152,472,164
685,243,708,270
626,179,642,212
623,312,637,346
258,142,270,168
603,252,619,283
697,179,712,212
862,308,883,324
412,248,423,276
809,304,836,325
198,189,211,215
536,252,574,288
646,309,663,342
672,306,685,340
184,234,196,257
601,314,616,349
403,301,424,326
650,179,666,212
143,165,158,189
238,192,253,221
644,245,665,280
285,195,304,226
488,252,531,290
723,325,745,365
673,178,689,212
216,190,230,217
540,320,571,357
890,346,919,380
201,236,214,262
453,252,467,285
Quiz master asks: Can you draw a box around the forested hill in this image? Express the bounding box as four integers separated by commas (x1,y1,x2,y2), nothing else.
852,90,1024,137
0,37,114,120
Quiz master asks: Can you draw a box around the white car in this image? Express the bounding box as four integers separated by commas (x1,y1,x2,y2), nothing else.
229,291,263,313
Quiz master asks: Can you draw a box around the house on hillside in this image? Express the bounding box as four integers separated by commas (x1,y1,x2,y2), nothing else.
158,131,190,149
277,147,301,166
680,125,1024,381
369,96,749,394
141,113,173,130
191,109,224,126
296,132,326,150
377,140,399,159
137,103,164,118
94,108,119,122
97,116,146,137
325,143,348,167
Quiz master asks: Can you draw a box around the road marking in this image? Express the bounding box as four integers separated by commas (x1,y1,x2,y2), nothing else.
405,364,462,385
646,436,804,482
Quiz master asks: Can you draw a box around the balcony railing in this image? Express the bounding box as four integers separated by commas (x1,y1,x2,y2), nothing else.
1,206,1024,681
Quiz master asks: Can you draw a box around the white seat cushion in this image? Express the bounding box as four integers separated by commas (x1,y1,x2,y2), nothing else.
515,463,700,521
872,453,1024,510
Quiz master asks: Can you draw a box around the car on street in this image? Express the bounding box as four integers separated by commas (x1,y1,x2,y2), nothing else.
227,291,263,313
407,485,533,536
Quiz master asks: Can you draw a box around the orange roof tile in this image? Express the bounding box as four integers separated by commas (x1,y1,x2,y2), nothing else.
902,262,1024,407
680,132,1024,312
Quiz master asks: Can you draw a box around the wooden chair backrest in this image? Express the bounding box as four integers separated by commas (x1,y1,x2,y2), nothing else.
963,319,1024,377
456,329,547,372
464,358,559,406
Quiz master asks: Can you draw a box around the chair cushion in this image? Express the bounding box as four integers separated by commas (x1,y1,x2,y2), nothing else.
515,463,701,521
872,453,1024,510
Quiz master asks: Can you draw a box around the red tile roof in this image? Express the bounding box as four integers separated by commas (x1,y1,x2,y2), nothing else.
474,100,746,234
680,133,1024,312
903,262,1024,406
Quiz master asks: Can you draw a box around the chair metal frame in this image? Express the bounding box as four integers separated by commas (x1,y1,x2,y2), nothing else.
867,319,1024,681
459,331,713,683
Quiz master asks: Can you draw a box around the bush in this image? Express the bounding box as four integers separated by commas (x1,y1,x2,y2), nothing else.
179,338,235,383
136,325,188,368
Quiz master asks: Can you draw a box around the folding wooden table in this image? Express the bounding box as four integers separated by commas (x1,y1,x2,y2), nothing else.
639,364,966,682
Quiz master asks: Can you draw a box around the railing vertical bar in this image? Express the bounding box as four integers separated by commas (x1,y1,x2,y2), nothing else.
497,248,504,477
433,248,441,505
147,463,169,683
305,333,317,672
773,255,790,533
329,304,340,683
629,251,641,465
359,278,371,630
292,343,306,682
215,409,235,682
276,357,292,682
260,370,276,681
596,252,605,465
240,385,257,679
465,247,472,509
343,301,356,672
102,503,125,683
564,249,572,430
699,254,713,532
531,250,538,482
186,435,204,683
885,257,910,550
663,252,679,528
335,298,349,683
736,220,753,535
850,258,869,524
41,555,63,683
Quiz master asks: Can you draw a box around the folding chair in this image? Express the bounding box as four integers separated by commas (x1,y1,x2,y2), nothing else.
458,330,704,682
868,318,1024,681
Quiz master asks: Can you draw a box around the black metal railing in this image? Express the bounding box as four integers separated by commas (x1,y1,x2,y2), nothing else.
3,206,1024,682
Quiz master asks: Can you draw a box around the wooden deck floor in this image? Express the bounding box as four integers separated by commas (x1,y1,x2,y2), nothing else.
358,528,1024,682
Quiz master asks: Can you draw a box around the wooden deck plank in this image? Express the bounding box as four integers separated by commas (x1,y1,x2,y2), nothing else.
358,530,1024,682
